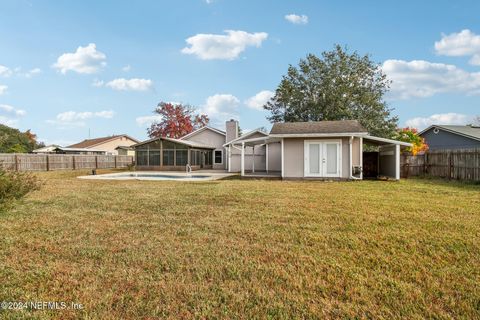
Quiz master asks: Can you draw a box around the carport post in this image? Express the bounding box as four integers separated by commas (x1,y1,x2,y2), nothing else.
359,137,363,179
266,144,269,173
252,146,255,173
395,144,400,180
241,142,245,176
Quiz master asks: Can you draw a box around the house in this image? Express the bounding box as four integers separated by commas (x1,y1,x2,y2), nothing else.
419,125,480,150
68,134,139,155
32,144,107,155
32,144,60,154
133,119,411,180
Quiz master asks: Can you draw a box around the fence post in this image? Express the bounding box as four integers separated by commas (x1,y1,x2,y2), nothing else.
114,156,117,168
448,152,452,180
46,155,49,171
95,155,98,169
424,153,428,176
72,156,76,170
14,154,19,171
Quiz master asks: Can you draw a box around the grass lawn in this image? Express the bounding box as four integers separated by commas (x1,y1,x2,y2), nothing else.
1,170,479,319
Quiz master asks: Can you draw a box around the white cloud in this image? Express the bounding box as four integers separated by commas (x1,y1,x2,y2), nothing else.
122,65,131,72
47,110,114,127
434,29,480,65
201,94,240,124
285,14,309,25
105,78,153,91
245,90,274,110
53,43,106,74
382,59,480,99
181,30,268,60
0,65,12,77
0,85,7,95
405,113,474,130
136,114,163,126
0,116,18,127
24,68,41,78
0,104,26,116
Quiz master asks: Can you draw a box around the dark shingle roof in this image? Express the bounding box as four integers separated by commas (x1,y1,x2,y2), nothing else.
68,135,139,148
270,120,367,135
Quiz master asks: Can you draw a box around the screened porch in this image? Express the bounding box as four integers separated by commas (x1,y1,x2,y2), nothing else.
133,137,215,170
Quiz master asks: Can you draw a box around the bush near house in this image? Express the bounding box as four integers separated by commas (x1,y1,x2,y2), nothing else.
0,165,41,211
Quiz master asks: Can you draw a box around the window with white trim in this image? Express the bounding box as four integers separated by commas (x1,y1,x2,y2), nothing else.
214,150,222,164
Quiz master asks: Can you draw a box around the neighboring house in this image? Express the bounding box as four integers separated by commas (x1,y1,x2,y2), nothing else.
32,145,107,155
419,125,480,150
68,134,139,155
32,145,60,154
133,120,410,180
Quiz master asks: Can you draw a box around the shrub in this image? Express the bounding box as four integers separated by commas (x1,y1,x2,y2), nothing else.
0,165,41,211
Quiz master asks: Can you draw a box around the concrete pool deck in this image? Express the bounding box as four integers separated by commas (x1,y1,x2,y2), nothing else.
78,170,237,181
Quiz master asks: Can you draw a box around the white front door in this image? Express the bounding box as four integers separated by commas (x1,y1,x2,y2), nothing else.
304,140,341,178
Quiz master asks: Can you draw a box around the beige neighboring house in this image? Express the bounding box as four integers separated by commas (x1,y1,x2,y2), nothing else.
133,120,411,180
115,146,135,156
68,134,139,155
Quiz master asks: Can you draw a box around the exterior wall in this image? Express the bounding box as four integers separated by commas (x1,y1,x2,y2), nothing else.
267,142,281,171
283,137,356,179
117,149,135,156
421,128,480,150
378,145,396,178
352,137,361,166
182,129,226,169
229,145,266,172
93,137,138,155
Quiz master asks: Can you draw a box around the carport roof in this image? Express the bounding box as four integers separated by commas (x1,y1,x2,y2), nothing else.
270,120,367,135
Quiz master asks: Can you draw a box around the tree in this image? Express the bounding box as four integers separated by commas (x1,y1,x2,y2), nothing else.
147,102,209,139
264,45,398,138
393,127,428,155
0,124,43,153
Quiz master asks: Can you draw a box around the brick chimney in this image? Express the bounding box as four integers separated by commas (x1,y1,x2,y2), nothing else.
225,119,239,143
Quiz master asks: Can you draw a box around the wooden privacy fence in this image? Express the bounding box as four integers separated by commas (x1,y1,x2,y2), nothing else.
401,148,480,181
0,154,134,171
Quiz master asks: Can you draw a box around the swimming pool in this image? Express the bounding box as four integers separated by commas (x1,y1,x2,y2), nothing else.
78,171,234,181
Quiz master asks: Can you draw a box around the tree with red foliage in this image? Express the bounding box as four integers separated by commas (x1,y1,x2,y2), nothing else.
147,102,209,139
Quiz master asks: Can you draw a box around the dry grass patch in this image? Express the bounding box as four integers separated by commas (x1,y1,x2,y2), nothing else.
0,170,479,319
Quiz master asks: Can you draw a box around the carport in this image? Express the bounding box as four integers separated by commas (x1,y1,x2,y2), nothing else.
361,136,411,180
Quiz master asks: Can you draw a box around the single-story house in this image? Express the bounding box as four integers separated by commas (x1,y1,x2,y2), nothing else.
133,120,411,180
68,134,139,155
51,147,108,155
32,144,60,154
419,124,480,150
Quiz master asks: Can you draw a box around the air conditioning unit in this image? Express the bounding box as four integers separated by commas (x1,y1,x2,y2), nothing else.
352,166,362,176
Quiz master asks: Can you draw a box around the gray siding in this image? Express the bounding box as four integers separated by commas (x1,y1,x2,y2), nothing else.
182,129,226,169
421,128,480,150
283,137,355,179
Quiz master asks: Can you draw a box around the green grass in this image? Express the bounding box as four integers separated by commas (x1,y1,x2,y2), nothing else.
1,170,479,319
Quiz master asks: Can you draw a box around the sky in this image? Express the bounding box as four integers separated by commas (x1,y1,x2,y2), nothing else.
0,0,479,145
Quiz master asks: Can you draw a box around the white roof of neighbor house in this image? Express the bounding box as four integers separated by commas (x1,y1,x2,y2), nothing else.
179,126,226,140
32,145,60,153
133,136,216,149
53,147,108,153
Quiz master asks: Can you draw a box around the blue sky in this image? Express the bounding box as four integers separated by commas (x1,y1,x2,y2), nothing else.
0,0,479,145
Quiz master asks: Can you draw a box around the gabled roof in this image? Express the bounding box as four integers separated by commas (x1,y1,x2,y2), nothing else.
68,134,140,149
270,120,368,136
419,125,480,142
180,126,226,140
223,129,268,146
132,136,216,149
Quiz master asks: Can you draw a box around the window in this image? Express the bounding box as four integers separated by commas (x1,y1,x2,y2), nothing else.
204,151,212,166
163,150,174,166
176,150,188,166
214,150,222,164
190,150,201,166
136,150,148,166
149,151,160,166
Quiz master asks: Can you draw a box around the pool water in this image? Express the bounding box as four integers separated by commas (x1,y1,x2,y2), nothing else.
78,172,220,181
